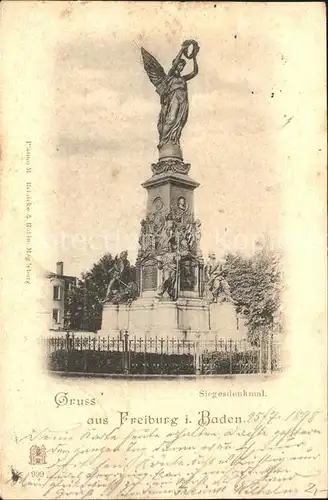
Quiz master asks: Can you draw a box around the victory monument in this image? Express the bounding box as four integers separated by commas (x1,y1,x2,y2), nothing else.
100,40,241,340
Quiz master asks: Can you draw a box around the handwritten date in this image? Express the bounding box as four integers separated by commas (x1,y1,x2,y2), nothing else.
7,408,326,499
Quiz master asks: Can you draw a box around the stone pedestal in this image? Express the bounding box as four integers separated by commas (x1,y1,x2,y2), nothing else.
136,161,203,299
100,299,247,341
177,298,210,332
100,304,119,334
100,303,129,335
142,170,199,224
100,297,211,339
99,154,248,342
127,297,156,334
127,297,181,336
209,301,240,339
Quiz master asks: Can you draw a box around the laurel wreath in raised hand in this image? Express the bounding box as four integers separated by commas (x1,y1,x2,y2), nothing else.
182,39,200,59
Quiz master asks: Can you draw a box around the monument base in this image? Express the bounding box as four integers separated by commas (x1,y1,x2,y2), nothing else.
209,301,243,340
99,298,244,340
100,298,210,339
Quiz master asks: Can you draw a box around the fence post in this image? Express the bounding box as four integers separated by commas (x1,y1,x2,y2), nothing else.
229,339,233,375
144,333,148,375
259,332,263,374
195,332,201,375
160,338,164,375
83,350,88,373
267,332,272,374
65,332,70,373
123,331,129,375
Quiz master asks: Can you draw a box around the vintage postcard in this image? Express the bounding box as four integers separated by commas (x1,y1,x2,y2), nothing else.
1,1,327,499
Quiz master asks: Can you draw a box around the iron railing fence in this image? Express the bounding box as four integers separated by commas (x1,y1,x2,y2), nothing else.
44,332,282,375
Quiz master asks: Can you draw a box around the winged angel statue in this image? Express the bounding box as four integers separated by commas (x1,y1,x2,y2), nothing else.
141,40,199,155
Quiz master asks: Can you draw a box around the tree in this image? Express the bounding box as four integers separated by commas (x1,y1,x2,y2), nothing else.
223,244,282,344
66,251,138,332
65,253,118,332
66,252,138,332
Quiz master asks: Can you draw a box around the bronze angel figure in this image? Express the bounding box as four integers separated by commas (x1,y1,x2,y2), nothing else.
141,40,199,158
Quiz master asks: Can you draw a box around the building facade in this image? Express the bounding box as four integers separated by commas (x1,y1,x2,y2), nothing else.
44,262,77,331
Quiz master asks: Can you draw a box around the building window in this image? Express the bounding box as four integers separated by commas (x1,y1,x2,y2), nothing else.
52,309,60,324
53,285,61,300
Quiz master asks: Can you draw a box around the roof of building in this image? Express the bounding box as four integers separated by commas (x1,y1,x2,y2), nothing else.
46,273,77,281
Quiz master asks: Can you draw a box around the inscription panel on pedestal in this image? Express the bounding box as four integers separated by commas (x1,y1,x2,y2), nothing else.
142,262,158,291
180,260,197,291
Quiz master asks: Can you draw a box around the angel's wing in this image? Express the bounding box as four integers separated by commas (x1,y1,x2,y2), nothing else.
141,47,166,88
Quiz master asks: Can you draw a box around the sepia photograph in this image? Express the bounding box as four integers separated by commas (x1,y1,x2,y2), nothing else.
1,2,326,499
42,21,286,378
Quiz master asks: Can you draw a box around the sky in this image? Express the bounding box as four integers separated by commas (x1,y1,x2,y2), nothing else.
32,2,323,278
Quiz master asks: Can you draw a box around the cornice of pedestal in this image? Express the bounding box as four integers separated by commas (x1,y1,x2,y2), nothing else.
142,168,200,190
